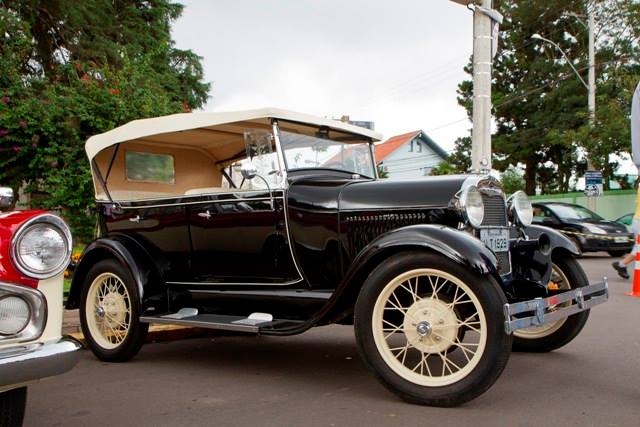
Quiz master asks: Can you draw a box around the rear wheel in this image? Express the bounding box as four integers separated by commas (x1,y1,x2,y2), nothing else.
0,387,26,427
354,252,511,407
80,259,148,362
513,254,589,352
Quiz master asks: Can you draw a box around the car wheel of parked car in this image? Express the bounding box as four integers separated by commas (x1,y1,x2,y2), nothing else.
0,387,27,427
354,251,512,407
80,259,149,362
607,250,627,258
512,254,589,352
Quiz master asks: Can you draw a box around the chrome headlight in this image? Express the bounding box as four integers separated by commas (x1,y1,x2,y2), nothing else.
11,214,72,279
507,191,533,226
0,295,31,335
459,185,484,227
0,283,46,341
582,223,606,234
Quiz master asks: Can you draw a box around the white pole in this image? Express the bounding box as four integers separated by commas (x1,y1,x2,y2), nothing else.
586,10,597,210
471,0,493,172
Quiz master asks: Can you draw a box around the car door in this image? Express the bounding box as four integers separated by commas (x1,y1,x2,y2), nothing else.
187,190,299,284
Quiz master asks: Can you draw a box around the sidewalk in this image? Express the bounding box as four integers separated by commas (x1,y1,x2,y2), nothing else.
63,309,211,345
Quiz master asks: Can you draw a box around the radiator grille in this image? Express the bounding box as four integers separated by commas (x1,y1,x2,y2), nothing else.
479,190,511,274
481,193,507,226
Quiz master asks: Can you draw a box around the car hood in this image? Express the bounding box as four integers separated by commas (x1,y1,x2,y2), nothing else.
569,218,630,233
338,175,469,211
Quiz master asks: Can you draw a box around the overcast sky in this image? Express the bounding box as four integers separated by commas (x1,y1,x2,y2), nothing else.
171,0,474,151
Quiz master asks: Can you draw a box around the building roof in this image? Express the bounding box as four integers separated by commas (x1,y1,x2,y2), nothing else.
375,131,421,163
375,130,447,163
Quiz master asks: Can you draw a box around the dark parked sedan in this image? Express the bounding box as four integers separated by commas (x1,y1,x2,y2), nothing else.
532,202,634,257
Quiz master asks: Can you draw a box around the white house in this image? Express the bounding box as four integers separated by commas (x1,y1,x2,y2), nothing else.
375,130,448,179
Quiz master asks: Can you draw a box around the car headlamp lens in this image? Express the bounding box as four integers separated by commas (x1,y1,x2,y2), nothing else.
509,191,533,226
582,223,606,234
12,214,72,279
460,186,484,227
0,296,30,335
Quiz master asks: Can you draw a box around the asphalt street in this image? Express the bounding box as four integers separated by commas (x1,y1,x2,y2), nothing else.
24,253,640,427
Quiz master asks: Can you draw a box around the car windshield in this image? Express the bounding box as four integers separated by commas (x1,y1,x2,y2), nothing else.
550,204,603,221
279,130,375,178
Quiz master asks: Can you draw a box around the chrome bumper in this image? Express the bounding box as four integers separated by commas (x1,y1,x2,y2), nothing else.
0,337,82,392
503,279,609,334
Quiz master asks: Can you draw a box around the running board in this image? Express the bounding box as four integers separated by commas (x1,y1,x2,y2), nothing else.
140,309,300,333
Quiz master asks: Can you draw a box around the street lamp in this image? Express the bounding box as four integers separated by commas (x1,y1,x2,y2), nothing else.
531,18,597,210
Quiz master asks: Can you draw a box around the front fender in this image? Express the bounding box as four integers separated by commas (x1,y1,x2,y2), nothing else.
317,225,500,324
524,224,580,255
66,235,160,310
351,224,500,277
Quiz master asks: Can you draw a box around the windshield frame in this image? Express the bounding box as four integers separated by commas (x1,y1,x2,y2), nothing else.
274,121,377,179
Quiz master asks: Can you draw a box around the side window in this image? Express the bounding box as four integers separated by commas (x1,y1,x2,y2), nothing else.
221,130,282,191
532,206,545,223
125,151,175,184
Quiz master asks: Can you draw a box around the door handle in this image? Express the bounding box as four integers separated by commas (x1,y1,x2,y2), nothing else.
197,210,212,219
129,215,142,223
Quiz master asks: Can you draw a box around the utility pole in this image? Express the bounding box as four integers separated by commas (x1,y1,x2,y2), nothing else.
450,0,502,173
471,0,493,173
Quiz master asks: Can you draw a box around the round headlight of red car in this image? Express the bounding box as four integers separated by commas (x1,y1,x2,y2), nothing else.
0,295,31,335
11,214,72,280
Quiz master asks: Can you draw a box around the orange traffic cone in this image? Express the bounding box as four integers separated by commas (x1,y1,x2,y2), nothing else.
627,234,640,297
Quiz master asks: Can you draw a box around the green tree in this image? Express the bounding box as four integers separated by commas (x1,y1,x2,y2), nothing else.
501,165,525,195
453,0,640,194
0,1,210,241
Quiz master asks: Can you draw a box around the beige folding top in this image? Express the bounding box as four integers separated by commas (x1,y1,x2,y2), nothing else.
85,107,382,161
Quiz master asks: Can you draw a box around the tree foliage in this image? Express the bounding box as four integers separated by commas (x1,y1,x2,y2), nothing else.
0,1,210,241
454,0,640,195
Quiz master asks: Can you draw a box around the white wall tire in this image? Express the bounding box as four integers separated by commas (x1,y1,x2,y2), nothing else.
80,259,148,362
355,252,511,406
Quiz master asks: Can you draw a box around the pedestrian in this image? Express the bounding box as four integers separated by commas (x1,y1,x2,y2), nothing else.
612,80,640,279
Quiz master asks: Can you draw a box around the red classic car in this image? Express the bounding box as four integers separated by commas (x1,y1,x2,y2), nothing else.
0,187,81,426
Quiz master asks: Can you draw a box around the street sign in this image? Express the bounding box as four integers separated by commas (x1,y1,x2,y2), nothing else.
584,170,603,197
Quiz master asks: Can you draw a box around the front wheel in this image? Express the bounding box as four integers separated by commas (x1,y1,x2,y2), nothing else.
354,252,512,407
0,387,27,427
512,254,589,352
80,259,149,362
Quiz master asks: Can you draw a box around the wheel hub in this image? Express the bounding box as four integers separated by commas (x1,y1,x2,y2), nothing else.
100,292,126,326
403,298,459,353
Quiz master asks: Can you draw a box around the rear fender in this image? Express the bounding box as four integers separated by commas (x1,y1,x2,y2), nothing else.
66,235,162,310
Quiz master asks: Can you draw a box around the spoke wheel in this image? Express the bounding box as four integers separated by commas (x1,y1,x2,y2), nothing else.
372,269,486,387
86,272,132,350
512,254,590,352
355,252,511,407
80,259,148,362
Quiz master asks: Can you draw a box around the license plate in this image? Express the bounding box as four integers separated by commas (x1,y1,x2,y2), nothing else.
480,228,509,252
614,236,629,243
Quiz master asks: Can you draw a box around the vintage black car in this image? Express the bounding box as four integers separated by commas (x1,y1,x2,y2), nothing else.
532,202,634,257
66,108,608,407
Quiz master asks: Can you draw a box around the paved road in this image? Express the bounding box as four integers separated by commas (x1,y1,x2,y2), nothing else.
25,254,640,427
